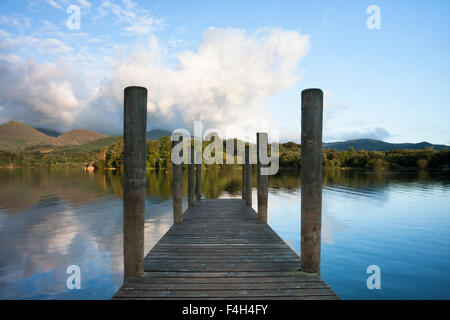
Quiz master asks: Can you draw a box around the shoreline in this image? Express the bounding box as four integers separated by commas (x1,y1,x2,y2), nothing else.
1,165,449,174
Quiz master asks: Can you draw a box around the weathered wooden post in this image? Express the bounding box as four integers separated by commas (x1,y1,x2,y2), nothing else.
195,150,202,200
172,137,183,223
245,145,252,206
257,132,268,222
301,88,323,274
242,148,247,201
188,146,195,207
123,86,147,280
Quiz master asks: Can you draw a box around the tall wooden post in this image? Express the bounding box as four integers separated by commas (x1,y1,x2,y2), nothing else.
245,145,252,206
257,132,268,222
242,150,247,201
301,88,323,274
123,86,147,280
172,138,183,223
195,150,202,200
188,146,195,207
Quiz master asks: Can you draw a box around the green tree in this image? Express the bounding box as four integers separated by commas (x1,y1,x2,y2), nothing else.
417,159,428,169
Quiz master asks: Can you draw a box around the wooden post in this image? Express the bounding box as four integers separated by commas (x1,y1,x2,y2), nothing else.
301,88,323,274
188,146,195,207
195,150,202,200
123,86,147,280
242,151,247,201
172,138,183,223
245,145,252,207
257,132,268,222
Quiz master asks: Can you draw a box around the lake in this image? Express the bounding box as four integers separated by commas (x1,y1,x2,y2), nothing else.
0,168,449,299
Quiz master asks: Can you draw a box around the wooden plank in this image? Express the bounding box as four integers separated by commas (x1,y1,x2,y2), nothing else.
126,277,323,284
141,271,320,278
113,296,340,300
143,266,303,273
144,265,301,272
149,247,297,252
144,255,300,265
114,288,336,298
114,296,340,300
119,282,330,291
147,252,298,257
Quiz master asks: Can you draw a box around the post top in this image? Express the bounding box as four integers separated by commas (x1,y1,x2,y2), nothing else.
124,86,148,92
301,88,323,95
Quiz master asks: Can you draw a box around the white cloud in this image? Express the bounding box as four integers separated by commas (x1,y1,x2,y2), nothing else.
77,0,92,9
41,0,91,11
326,127,391,142
125,15,162,36
322,93,391,142
45,0,63,10
85,27,310,135
121,0,137,10
0,32,74,60
24,37,73,56
98,0,164,36
0,21,310,136
0,14,32,29
0,35,80,129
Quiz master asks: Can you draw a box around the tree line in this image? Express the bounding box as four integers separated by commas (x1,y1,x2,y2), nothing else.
280,142,450,170
1,137,449,171
87,138,450,171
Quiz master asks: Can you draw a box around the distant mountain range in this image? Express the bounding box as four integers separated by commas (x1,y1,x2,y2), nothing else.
49,129,108,147
146,129,171,140
0,121,173,152
34,127,61,137
323,139,449,151
0,121,110,152
1,121,448,153
0,121,54,151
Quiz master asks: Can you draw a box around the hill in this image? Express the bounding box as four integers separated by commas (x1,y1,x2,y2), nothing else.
50,129,109,147
0,121,111,152
323,139,449,151
0,121,54,151
56,136,120,153
147,129,171,140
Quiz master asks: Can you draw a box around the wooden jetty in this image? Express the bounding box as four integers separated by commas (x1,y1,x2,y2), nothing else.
113,199,338,299
115,87,339,300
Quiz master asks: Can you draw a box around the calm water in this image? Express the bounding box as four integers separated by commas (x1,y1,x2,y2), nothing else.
0,168,449,299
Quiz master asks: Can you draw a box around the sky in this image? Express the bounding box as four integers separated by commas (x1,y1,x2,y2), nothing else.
0,0,449,144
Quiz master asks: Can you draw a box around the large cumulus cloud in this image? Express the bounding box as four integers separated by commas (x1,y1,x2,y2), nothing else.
0,27,310,136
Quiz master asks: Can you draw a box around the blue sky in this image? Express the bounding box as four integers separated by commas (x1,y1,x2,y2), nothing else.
0,0,449,144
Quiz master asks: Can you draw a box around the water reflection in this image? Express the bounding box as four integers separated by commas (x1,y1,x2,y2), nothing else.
0,168,449,299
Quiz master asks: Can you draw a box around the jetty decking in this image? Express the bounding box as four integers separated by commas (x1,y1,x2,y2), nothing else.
113,198,339,300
